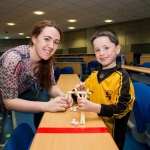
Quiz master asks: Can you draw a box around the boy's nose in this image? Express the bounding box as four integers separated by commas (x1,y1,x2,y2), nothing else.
99,50,104,55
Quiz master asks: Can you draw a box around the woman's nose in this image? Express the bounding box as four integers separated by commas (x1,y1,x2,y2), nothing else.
48,41,54,49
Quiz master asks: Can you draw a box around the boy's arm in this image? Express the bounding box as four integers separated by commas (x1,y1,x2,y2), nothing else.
97,72,135,118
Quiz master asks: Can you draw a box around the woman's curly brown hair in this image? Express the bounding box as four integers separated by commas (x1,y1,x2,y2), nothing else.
29,20,62,91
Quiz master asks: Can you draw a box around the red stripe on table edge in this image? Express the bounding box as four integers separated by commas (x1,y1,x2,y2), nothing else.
36,127,109,133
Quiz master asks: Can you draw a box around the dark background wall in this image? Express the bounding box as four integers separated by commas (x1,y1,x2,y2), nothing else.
0,39,29,55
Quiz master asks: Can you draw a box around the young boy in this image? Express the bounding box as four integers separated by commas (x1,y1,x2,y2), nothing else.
73,29,135,150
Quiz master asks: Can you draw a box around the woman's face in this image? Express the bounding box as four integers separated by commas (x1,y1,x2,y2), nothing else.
32,26,60,60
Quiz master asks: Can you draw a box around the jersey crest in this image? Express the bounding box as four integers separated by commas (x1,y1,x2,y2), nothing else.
105,90,113,100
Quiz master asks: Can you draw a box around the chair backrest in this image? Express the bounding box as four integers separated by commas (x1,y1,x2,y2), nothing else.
116,56,121,62
133,82,150,133
87,61,100,74
43,89,51,99
116,55,127,63
81,63,86,74
5,123,34,150
134,52,141,64
143,62,150,68
54,66,60,81
60,67,74,74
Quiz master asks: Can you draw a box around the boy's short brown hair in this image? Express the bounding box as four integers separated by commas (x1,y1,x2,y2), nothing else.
91,29,119,46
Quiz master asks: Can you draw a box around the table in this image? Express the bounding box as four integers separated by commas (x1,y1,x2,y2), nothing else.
122,65,150,74
122,65,150,85
30,74,118,150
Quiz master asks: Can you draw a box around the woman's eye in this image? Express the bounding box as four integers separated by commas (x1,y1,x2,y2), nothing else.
45,38,49,41
54,41,59,45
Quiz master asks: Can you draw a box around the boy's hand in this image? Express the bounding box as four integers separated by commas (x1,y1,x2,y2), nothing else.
77,97,93,111
75,82,85,91
77,97,101,113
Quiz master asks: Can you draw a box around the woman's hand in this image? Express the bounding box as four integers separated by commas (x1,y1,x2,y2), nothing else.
63,94,73,107
45,94,73,112
45,96,68,112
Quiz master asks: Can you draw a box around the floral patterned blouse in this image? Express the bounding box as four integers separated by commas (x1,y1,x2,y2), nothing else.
0,45,55,104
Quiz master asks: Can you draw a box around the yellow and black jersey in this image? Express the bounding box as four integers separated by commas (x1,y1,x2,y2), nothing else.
85,63,135,144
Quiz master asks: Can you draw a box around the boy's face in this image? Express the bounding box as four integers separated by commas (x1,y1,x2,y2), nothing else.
93,36,120,69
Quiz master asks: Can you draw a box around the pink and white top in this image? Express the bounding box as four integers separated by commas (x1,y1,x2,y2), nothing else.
0,45,55,104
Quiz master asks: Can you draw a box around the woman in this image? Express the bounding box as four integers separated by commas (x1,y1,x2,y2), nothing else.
0,20,73,128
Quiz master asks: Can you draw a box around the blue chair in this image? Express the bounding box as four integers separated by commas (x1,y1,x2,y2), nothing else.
87,61,100,74
138,62,150,68
128,82,150,146
60,67,74,74
116,55,127,64
133,82,150,132
138,62,150,77
81,63,86,74
54,66,60,81
5,123,35,150
65,58,74,62
134,52,141,65
142,62,150,68
43,89,51,99
116,56,121,63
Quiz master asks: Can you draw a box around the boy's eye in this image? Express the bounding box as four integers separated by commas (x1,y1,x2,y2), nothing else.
95,49,99,52
104,47,109,50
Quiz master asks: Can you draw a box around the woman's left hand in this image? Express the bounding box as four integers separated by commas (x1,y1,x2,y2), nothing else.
62,94,73,107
